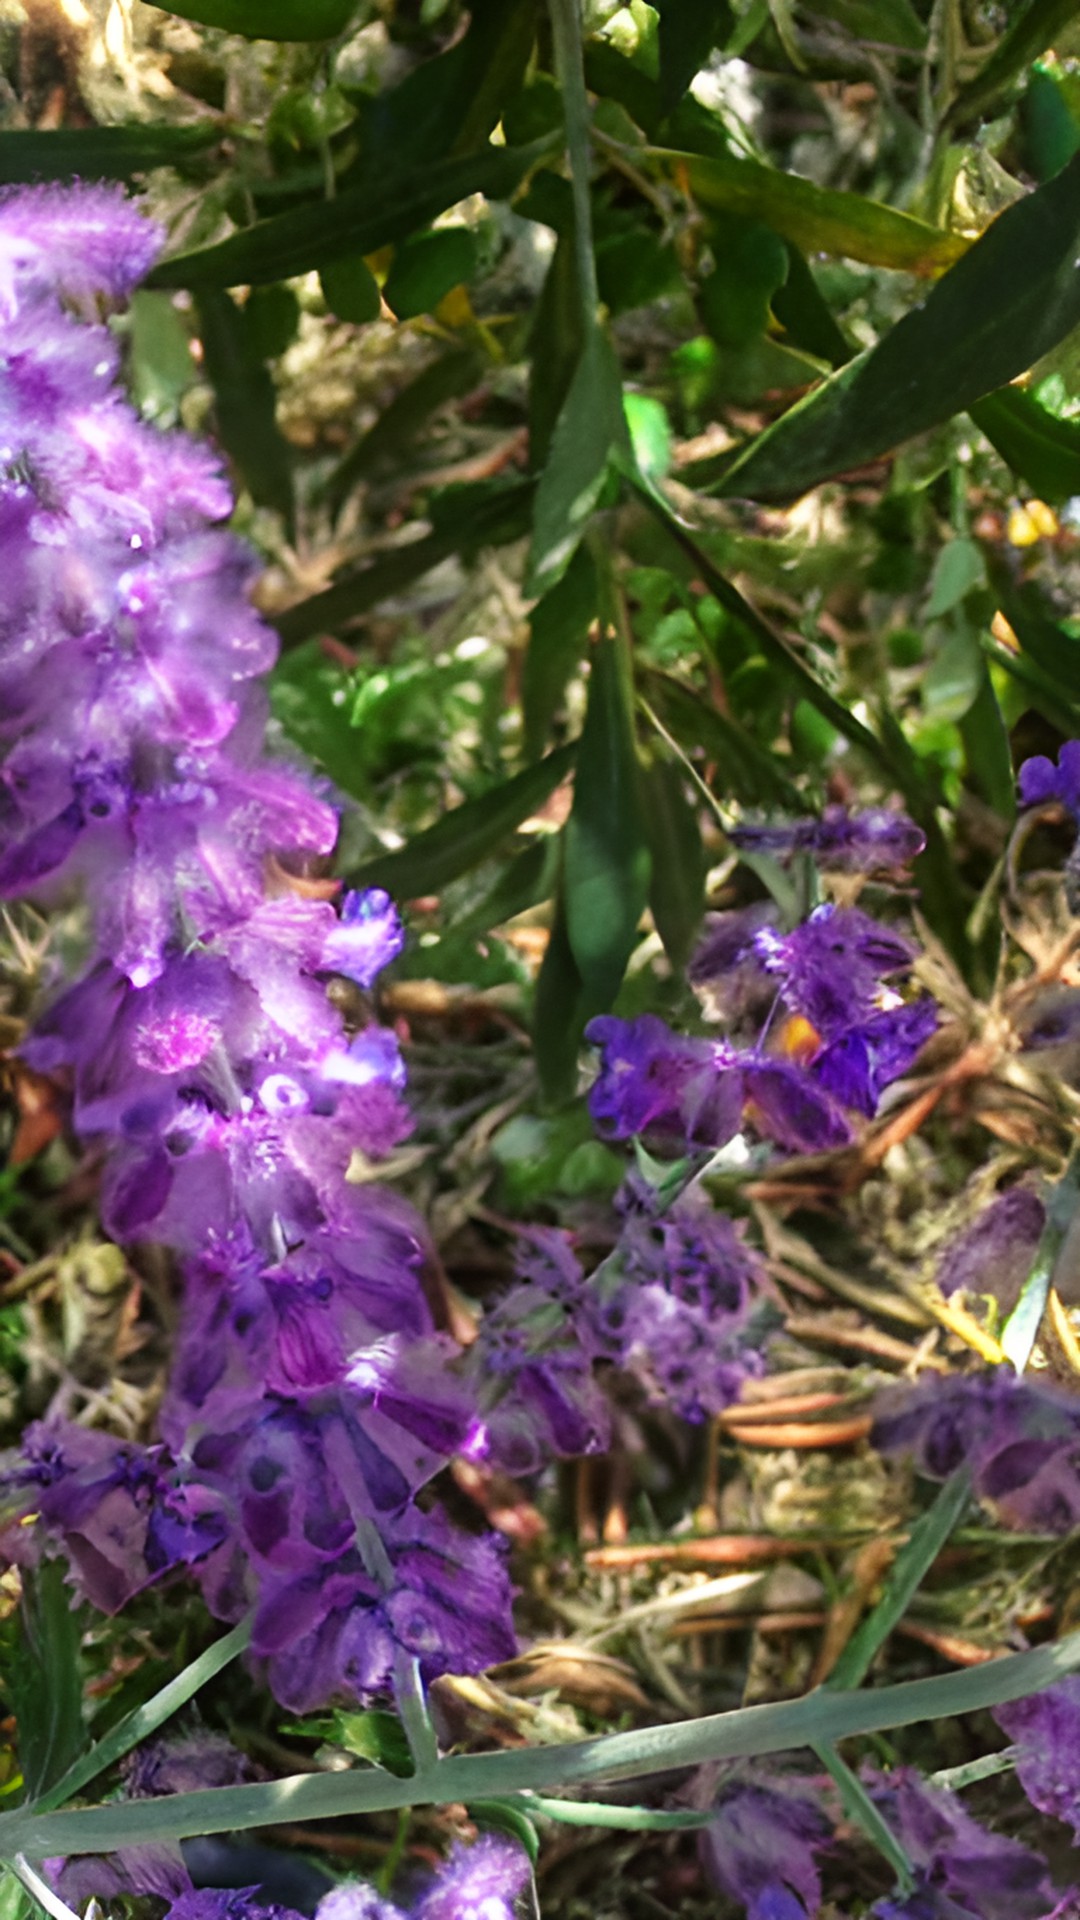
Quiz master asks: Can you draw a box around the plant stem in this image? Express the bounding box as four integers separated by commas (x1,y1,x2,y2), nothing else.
547,0,600,336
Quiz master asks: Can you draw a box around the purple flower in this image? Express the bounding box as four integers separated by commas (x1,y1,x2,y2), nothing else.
812,998,938,1115
864,1767,1061,1920
585,1013,742,1146
994,1676,1080,1839
167,1894,307,1920
935,1189,1045,1312
874,1372,1080,1533
700,1773,830,1920
731,805,925,872
0,180,163,310
321,888,405,986
754,904,918,1039
412,1837,533,1920
1018,741,1080,815
126,1733,252,1798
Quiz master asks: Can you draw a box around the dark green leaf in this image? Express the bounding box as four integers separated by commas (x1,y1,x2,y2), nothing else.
528,331,627,596
274,481,535,648
129,291,196,420
680,147,965,274
532,874,591,1106
327,347,482,516
970,387,1080,502
699,213,789,351
148,139,554,290
642,754,706,970
654,0,736,112
194,290,294,531
456,834,561,937
7,1561,84,1802
332,1711,414,1778
524,542,598,758
564,635,651,1003
0,123,218,182
645,669,801,809
245,285,301,359
344,744,576,899
319,255,381,324
528,229,585,470
712,152,1080,503
145,0,358,38
269,642,363,791
771,242,854,366
947,0,1080,128
383,227,478,321
1023,61,1080,182
960,667,1016,820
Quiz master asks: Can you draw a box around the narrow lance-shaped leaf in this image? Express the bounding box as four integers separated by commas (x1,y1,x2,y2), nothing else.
988,569,1080,701
533,859,592,1106
194,290,294,534
970,386,1080,502
0,124,218,182
946,0,1080,128
564,632,651,1003
523,542,598,759
675,145,966,274
712,150,1080,503
528,329,628,597
145,0,359,39
345,744,576,900
148,138,555,290
641,752,706,972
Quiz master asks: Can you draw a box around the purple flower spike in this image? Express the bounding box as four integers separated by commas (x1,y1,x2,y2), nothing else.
813,998,938,1115
994,1676,1080,1840
317,1884,407,1920
0,181,163,311
864,1767,1062,1920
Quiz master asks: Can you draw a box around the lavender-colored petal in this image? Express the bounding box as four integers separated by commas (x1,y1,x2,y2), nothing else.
935,1188,1045,1310
744,1058,851,1153
412,1836,533,1920
701,1775,829,1919
1018,740,1080,815
585,1013,741,1146
813,998,938,1116
995,1676,1080,1839
322,888,406,987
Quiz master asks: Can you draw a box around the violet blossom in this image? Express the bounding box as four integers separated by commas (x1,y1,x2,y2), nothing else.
863,1767,1069,1920
994,1675,1080,1840
588,900,935,1153
699,1772,831,1920
873,1372,1080,1533
0,182,513,1711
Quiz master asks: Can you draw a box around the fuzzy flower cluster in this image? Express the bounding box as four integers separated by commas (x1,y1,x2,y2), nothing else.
587,893,937,1156
0,184,515,1710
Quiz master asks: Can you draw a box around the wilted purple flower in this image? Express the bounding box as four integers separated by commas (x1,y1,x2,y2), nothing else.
864,1767,1062,1920
935,1189,1045,1312
994,1676,1080,1839
126,1732,252,1798
700,1772,831,1920
874,1372,1080,1533
753,904,918,1038
731,804,925,872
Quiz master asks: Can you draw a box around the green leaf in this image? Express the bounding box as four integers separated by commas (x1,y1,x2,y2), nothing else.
564,635,651,1003
646,669,802,809
970,386,1080,501
383,227,478,321
699,214,789,351
678,146,965,274
524,542,597,759
771,242,854,367
1023,60,1080,184
275,481,535,647
129,291,196,421
145,0,358,38
813,1744,915,1891
826,1467,973,1693
6,1562,84,1804
0,123,218,182
532,874,591,1105
331,1711,413,1779
319,255,381,324
468,1799,540,1864
960,668,1016,821
148,139,554,289
947,0,1080,128
344,745,576,899
194,290,294,531
925,538,985,618
528,229,585,470
713,152,1080,503
642,753,705,970
528,330,627,596
654,0,736,112
456,834,561,937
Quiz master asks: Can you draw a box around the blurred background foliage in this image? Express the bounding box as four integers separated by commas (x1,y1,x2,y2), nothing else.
3,0,1080,1127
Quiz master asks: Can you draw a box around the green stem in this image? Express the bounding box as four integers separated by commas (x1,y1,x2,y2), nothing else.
548,0,600,336
813,1743,914,1894
6,1630,1080,1860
